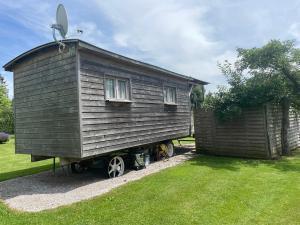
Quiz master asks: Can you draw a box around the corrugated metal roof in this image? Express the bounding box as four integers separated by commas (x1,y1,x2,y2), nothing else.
3,39,208,85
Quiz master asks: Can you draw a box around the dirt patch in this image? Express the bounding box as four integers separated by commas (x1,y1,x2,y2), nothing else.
0,146,196,212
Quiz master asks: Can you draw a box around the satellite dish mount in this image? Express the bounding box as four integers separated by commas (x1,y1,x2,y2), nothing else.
51,4,68,52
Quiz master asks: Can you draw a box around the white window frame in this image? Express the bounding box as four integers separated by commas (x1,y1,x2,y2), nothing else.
163,85,177,105
104,76,131,102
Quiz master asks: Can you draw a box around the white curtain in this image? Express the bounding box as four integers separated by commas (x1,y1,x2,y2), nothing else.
105,79,115,99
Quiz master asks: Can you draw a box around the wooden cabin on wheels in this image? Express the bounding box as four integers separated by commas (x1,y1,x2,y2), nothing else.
4,39,207,177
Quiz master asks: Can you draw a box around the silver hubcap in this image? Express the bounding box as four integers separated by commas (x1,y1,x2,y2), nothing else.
108,156,125,178
167,143,174,157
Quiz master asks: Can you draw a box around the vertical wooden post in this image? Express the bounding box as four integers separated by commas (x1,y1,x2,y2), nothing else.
53,157,56,173
281,98,290,155
264,105,272,159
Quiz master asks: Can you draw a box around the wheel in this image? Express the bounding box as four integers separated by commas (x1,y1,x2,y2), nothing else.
71,162,85,174
107,156,125,178
166,142,174,157
157,142,174,159
157,143,168,160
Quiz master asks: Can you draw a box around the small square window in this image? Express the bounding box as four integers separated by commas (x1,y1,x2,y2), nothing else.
105,77,130,101
164,86,176,104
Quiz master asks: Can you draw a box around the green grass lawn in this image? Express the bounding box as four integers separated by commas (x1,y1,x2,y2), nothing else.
1,138,300,224
0,136,54,182
173,136,195,145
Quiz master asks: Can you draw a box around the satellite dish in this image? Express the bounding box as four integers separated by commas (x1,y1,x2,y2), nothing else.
51,4,68,40
56,4,68,38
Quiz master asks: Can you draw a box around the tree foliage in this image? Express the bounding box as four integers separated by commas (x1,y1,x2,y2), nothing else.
0,75,14,134
190,85,205,109
204,40,300,121
0,76,10,108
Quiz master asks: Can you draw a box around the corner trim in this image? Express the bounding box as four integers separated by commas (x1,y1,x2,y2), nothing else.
76,43,83,158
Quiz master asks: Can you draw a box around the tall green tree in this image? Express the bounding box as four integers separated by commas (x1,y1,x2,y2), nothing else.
205,40,300,155
0,75,10,109
190,85,205,109
0,75,14,134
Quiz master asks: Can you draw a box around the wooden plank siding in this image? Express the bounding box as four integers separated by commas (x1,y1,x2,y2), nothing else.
13,43,81,158
265,104,282,157
195,104,300,159
266,104,300,155
288,110,300,150
5,40,204,159
78,50,191,157
194,108,271,159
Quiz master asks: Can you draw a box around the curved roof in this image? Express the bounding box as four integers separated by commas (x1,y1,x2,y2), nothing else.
3,39,208,85
3,40,76,71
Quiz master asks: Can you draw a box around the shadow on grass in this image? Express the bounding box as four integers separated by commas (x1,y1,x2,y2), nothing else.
0,164,55,182
189,150,300,173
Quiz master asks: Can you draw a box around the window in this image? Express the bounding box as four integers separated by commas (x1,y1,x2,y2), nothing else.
105,78,115,99
105,77,130,101
164,86,177,104
117,80,128,100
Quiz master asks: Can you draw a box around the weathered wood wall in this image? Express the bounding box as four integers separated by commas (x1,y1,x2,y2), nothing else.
288,110,300,150
79,50,191,157
265,105,282,157
194,105,300,159
13,44,81,158
194,108,271,158
9,40,197,159
266,105,300,155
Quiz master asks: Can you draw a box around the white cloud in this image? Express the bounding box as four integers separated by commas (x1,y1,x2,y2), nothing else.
289,23,300,40
0,0,110,98
114,33,130,47
0,1,53,40
92,0,227,90
0,1,108,46
4,0,300,95
214,50,237,66
90,0,300,91
68,22,107,48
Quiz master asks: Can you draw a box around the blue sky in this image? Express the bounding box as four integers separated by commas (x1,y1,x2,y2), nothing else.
1,0,300,98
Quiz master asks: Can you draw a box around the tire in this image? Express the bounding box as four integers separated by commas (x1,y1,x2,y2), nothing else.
107,156,125,178
157,142,174,160
71,162,85,174
166,142,174,157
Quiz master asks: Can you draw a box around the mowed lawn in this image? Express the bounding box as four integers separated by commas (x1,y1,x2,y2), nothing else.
0,136,54,182
1,138,300,224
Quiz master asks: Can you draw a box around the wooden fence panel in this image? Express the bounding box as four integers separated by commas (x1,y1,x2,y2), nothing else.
195,105,300,159
288,110,300,150
194,108,270,159
266,104,282,157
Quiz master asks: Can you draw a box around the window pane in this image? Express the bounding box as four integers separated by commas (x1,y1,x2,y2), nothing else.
171,88,176,103
118,80,127,99
164,86,176,103
167,87,171,102
105,78,115,99
164,88,167,102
